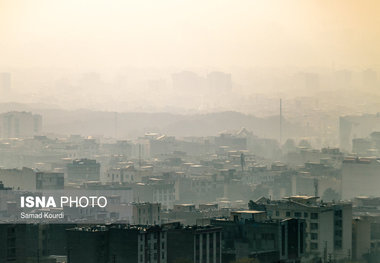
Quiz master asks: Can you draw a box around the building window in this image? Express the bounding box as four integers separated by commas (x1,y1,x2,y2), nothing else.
311,213,318,219
335,220,342,227
275,211,279,216
310,223,318,230
311,233,318,240
300,222,304,254
335,240,342,249
334,210,342,217
304,212,308,218
294,212,301,217
310,242,318,250
286,211,291,217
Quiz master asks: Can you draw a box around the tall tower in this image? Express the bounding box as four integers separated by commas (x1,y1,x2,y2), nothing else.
280,99,282,145
314,178,319,197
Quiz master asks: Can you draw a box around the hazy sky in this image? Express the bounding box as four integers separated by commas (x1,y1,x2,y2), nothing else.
0,0,379,69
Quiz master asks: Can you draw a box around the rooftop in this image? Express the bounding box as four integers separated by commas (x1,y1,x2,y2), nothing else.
232,210,266,214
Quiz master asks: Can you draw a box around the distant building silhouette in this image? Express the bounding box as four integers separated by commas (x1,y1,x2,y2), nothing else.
207,71,232,92
67,159,100,182
0,111,42,139
0,72,11,98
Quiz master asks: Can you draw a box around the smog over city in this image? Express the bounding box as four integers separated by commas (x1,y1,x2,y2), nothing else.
0,1,379,263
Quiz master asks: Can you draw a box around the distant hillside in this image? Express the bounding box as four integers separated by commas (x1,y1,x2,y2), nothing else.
0,103,308,139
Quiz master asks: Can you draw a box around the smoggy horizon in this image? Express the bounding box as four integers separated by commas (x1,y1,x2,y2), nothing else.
0,0,379,69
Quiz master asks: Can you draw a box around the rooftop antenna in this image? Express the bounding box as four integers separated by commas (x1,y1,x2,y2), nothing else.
280,99,282,145
139,143,142,168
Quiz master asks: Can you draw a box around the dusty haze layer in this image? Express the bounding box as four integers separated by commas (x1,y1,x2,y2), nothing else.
0,0,379,69
0,0,379,149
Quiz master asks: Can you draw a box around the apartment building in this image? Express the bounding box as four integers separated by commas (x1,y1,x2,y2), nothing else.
257,196,352,262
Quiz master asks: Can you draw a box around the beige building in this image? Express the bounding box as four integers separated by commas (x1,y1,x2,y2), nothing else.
0,167,36,190
105,165,140,184
116,202,161,225
0,111,42,139
342,157,380,200
352,217,371,261
258,196,352,262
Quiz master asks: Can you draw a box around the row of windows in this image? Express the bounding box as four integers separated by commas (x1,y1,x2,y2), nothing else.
140,241,165,251
335,240,342,249
278,210,318,219
139,252,165,262
311,233,318,240
108,173,134,179
310,242,318,250
310,223,319,230
139,232,166,241
335,220,342,227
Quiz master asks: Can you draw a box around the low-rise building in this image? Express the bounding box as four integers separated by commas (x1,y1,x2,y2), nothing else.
36,171,64,190
67,159,100,182
67,225,167,263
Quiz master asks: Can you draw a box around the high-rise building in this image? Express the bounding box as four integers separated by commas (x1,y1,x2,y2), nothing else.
0,72,11,97
172,71,205,93
207,71,232,92
339,113,380,152
0,111,42,139
362,68,378,88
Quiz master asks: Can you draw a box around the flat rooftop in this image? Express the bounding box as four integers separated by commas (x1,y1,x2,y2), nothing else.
232,210,266,214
